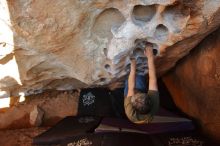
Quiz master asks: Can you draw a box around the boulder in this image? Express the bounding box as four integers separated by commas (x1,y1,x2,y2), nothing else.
30,105,44,126
0,0,220,96
0,90,78,129
163,28,220,140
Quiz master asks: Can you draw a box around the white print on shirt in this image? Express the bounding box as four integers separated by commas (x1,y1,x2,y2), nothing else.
82,92,95,106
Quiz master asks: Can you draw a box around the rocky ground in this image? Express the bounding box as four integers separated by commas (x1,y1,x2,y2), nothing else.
0,90,79,130
0,89,80,146
0,86,219,146
0,127,49,146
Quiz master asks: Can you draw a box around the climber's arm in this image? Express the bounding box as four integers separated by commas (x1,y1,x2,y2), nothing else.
127,59,136,97
145,46,158,91
125,59,138,123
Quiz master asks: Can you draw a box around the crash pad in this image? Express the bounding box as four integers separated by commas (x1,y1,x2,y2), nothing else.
61,131,216,146
33,116,101,145
95,108,194,134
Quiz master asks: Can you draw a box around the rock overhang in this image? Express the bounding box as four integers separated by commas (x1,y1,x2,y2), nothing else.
0,0,219,96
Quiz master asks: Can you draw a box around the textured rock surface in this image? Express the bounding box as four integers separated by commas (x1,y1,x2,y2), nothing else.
29,105,44,126
0,127,48,146
0,90,78,129
163,28,220,140
0,0,220,96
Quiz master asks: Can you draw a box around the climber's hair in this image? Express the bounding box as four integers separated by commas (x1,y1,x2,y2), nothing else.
131,91,152,114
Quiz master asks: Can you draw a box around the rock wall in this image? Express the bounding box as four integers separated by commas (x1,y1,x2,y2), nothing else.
0,90,78,129
163,28,220,140
0,0,220,96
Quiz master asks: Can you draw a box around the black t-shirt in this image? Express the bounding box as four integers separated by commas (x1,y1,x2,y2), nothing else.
78,88,126,118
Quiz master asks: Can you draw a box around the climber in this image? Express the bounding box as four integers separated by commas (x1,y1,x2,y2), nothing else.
123,42,160,124
76,43,159,124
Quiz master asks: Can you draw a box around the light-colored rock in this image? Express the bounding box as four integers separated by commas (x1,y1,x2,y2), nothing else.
0,0,220,96
163,28,220,140
29,105,44,126
0,91,10,99
0,90,79,129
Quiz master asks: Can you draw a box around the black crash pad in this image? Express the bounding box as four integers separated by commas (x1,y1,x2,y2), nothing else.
95,108,195,134
33,116,101,145
61,132,154,146
61,131,217,146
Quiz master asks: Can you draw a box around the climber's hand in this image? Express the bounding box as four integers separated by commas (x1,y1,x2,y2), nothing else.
144,45,154,59
130,59,136,68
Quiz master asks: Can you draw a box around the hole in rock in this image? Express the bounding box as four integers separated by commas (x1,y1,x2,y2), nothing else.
153,49,158,56
92,8,125,39
103,48,108,57
134,39,142,44
155,24,169,42
125,64,130,72
132,5,156,22
133,48,144,57
162,3,190,33
133,40,159,56
134,39,148,49
100,78,106,82
104,64,111,71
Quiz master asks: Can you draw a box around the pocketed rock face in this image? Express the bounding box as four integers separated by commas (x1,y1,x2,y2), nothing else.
163,28,220,140
0,0,220,96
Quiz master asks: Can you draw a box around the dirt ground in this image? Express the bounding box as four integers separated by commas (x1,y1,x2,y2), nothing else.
0,127,49,146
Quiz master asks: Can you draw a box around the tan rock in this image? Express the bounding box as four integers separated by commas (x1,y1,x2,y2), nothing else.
163,28,220,140
29,105,44,126
0,90,79,129
0,0,220,96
